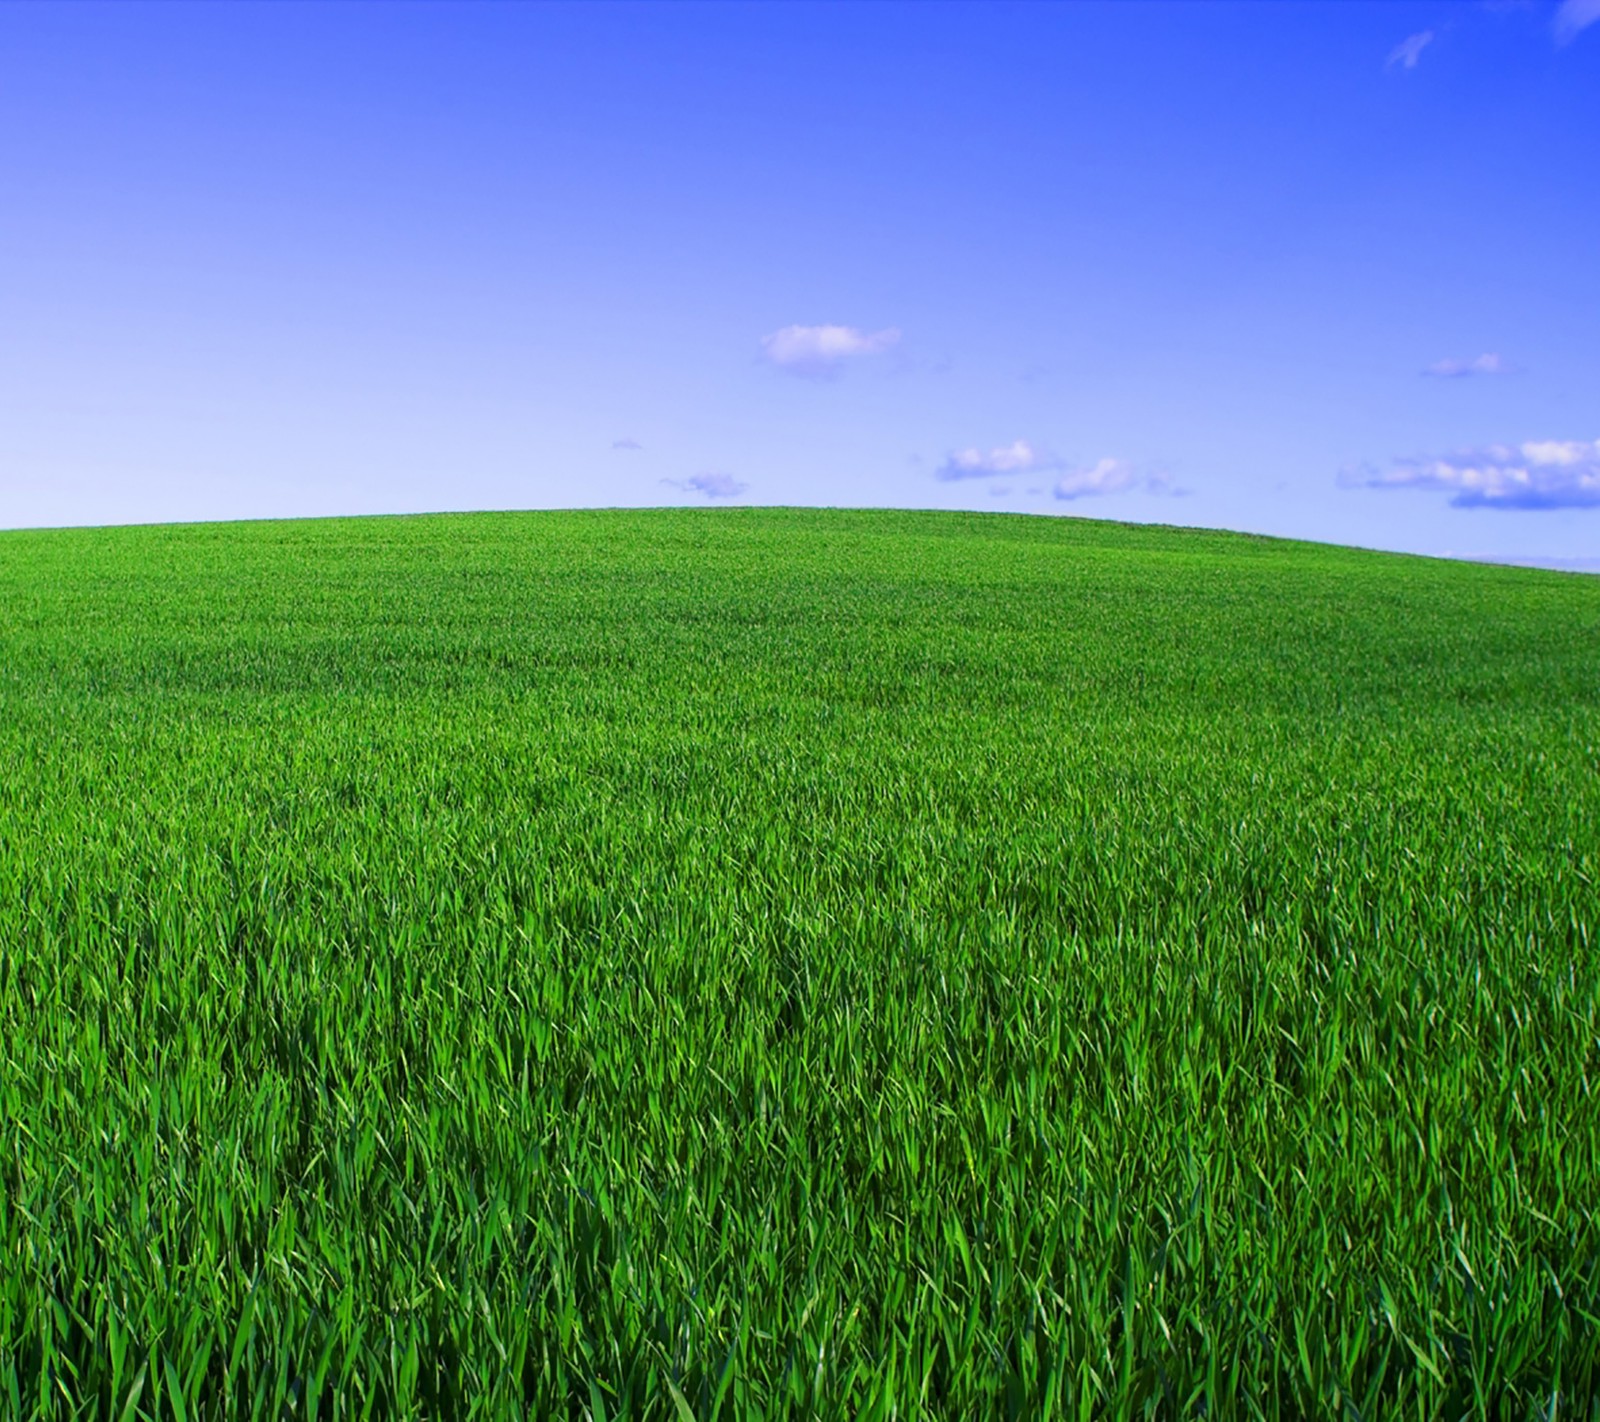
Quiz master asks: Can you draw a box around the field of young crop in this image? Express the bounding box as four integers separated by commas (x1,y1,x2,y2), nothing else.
1,507,1597,1418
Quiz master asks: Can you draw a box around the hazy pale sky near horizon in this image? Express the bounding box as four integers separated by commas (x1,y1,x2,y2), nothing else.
2,0,1596,564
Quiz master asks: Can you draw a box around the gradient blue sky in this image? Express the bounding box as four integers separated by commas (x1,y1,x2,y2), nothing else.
2,0,1596,564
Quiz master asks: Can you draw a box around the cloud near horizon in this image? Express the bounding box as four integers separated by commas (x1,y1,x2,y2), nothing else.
936,441,1170,499
1053,457,1144,501
1555,0,1600,44
936,439,1050,480
760,324,900,377
1343,439,1600,510
1424,353,1512,378
1387,30,1434,68
663,472,747,499
612,437,643,450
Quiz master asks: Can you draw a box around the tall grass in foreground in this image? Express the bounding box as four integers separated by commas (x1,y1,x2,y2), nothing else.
0,507,1597,1418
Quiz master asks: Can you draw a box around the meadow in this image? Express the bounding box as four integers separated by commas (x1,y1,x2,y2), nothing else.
0,506,1596,1419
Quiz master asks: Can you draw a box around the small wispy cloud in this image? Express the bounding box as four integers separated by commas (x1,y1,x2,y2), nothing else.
612,437,643,450
1554,0,1600,43
663,472,747,499
760,324,900,378
936,439,1051,480
1053,457,1144,501
1342,439,1600,509
1423,353,1512,378
936,440,1174,499
1387,30,1435,67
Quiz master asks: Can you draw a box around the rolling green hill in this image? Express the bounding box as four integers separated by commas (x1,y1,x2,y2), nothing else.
2,508,1597,1418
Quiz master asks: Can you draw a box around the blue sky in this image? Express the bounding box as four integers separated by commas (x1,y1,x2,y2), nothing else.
2,1,1596,565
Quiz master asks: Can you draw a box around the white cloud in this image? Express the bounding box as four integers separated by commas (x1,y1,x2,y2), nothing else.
1387,30,1435,67
1555,0,1600,43
1053,457,1142,501
612,437,643,450
1424,353,1512,378
936,439,1051,480
935,441,1174,499
1343,439,1600,509
663,472,747,499
760,324,900,377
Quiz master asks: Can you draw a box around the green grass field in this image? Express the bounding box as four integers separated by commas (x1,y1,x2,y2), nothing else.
1,507,1597,1419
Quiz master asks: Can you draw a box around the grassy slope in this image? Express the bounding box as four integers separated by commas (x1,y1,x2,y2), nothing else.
0,507,1597,1418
